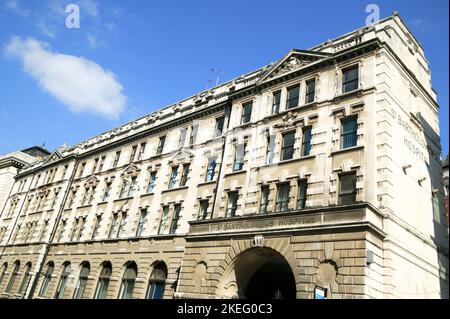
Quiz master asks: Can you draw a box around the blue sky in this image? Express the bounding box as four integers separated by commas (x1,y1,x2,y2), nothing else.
0,0,448,157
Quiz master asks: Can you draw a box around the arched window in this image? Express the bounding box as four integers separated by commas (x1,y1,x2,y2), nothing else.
5,261,20,293
118,262,137,299
73,262,90,299
38,262,54,297
146,262,167,299
55,262,71,299
0,263,8,288
94,262,112,299
18,262,32,295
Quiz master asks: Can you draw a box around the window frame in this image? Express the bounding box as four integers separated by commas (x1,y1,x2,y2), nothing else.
241,101,253,124
281,131,296,161
286,85,300,109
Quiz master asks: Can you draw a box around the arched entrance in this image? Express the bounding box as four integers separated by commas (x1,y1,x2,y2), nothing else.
218,247,296,299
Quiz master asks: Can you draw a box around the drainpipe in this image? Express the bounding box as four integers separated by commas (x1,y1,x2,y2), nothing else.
210,103,232,219
27,159,79,299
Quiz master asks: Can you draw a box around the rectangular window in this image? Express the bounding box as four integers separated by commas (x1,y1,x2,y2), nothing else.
91,215,102,240
169,204,181,234
266,134,275,165
178,128,187,148
338,173,357,205
92,158,99,174
130,145,137,162
108,214,119,239
189,125,198,145
98,156,106,172
62,165,68,179
77,217,86,241
68,190,76,208
78,163,86,178
305,79,316,103
57,220,66,242
34,175,40,188
286,85,300,109
168,167,178,189
341,117,357,149
179,164,190,187
214,117,225,137
88,186,96,205
198,200,208,220
113,151,121,168
301,127,312,156
233,143,246,171
70,218,80,241
158,206,169,234
147,172,157,193
39,220,49,241
138,143,146,160
241,102,252,124
272,91,281,114
136,209,147,236
157,136,166,154
297,180,308,209
119,180,129,198
118,213,127,238
281,132,295,161
205,159,216,182
102,183,111,202
127,177,137,197
226,192,238,217
260,186,269,214
275,183,290,212
342,66,359,93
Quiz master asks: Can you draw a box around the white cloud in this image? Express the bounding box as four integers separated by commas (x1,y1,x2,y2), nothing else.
79,0,98,17
5,0,30,17
5,36,126,119
86,33,100,49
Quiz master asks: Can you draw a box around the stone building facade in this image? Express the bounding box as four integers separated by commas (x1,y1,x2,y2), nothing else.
0,13,448,299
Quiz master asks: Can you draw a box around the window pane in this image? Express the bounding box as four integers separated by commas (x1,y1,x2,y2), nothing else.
272,91,281,114
306,79,315,103
343,67,358,93
276,184,290,212
241,102,252,124
297,180,308,209
260,186,269,214
281,132,295,161
287,86,299,109
339,174,357,205
341,117,357,149
234,144,246,171
215,117,225,137
169,168,178,189
302,127,312,156
227,192,238,217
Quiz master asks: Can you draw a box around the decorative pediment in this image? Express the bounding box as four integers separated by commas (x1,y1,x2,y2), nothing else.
169,148,195,165
121,163,141,177
45,150,62,164
84,175,100,187
259,49,331,83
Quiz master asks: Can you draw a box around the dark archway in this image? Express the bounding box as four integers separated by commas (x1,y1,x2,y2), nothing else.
245,259,296,299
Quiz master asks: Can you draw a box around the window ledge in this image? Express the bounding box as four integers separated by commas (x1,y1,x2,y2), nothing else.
113,196,135,202
97,201,108,205
331,145,364,156
78,204,93,209
277,155,315,166
139,192,155,198
224,170,247,177
162,186,189,194
197,180,216,187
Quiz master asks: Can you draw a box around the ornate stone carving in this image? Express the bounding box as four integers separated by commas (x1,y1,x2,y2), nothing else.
270,56,309,79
